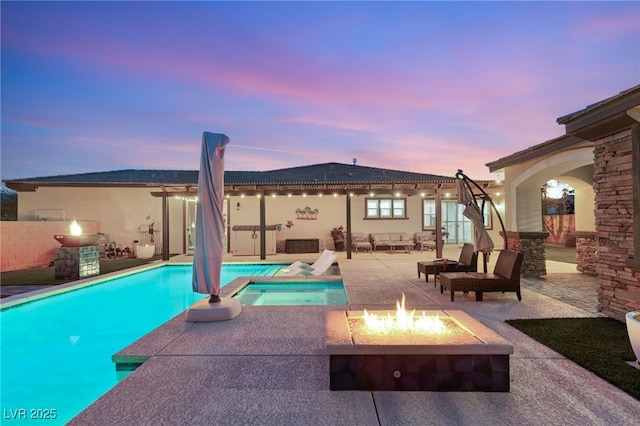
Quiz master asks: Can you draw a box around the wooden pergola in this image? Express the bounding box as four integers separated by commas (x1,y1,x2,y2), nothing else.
150,180,465,261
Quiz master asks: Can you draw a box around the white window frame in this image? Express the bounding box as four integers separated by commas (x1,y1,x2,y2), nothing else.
366,197,407,219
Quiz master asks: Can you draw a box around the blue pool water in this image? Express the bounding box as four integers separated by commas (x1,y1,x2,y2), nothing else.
0,263,281,425
234,281,348,306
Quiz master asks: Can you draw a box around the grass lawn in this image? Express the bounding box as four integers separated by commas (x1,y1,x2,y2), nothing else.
544,244,576,264
1,255,164,287
506,317,640,401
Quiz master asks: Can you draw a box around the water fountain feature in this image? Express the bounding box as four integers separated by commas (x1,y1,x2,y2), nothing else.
54,220,100,279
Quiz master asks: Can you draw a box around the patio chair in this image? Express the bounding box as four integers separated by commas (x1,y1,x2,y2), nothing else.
351,233,372,254
439,249,524,301
284,251,337,276
416,243,478,286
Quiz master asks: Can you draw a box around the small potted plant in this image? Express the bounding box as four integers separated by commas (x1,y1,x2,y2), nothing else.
331,226,346,251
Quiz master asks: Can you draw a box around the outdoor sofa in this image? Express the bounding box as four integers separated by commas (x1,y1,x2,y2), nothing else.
439,249,524,301
369,232,415,252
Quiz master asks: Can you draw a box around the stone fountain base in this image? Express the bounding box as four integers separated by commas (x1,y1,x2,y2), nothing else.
326,310,513,392
55,246,100,280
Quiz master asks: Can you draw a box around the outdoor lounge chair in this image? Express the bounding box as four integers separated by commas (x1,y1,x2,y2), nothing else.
439,249,524,301
284,250,337,276
416,243,478,286
284,249,334,272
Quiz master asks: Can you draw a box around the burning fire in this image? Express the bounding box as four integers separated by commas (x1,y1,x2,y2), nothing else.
363,293,446,334
69,220,82,236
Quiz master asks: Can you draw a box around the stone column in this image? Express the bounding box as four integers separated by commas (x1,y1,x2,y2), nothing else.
55,246,100,280
504,231,548,277
574,231,597,276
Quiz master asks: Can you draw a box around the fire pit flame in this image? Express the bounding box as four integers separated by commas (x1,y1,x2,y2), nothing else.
70,220,82,236
363,293,447,334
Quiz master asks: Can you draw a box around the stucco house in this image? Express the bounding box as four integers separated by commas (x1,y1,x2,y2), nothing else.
2,163,504,271
488,85,640,321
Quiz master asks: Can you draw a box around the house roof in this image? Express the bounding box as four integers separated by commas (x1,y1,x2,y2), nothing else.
557,84,640,140
487,85,640,172
486,134,588,173
4,162,485,195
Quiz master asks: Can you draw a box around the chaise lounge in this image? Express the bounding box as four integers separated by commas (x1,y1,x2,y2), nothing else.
284,249,337,276
417,243,478,286
439,249,524,301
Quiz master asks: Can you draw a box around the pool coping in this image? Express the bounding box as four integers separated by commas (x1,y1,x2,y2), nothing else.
0,261,168,309
0,260,303,309
66,253,640,425
112,274,345,367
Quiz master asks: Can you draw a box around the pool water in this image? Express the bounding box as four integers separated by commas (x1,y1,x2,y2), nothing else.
0,263,281,425
234,281,348,306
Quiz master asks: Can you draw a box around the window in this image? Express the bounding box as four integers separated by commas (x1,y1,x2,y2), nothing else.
422,199,436,228
481,200,493,230
366,198,406,219
422,199,493,234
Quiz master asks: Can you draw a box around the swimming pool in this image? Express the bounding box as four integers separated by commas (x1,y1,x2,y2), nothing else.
0,263,282,425
234,281,348,306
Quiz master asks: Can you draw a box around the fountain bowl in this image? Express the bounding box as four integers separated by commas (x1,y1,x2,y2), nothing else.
54,234,101,247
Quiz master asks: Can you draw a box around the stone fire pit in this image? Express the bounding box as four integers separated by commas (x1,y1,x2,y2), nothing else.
326,309,513,392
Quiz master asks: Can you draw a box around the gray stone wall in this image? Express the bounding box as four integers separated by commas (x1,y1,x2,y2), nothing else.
504,231,547,277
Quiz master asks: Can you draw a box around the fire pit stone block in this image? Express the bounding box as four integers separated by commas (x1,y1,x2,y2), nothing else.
326,310,513,392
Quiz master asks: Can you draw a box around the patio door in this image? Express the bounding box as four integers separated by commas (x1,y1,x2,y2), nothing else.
442,200,473,245
186,198,229,254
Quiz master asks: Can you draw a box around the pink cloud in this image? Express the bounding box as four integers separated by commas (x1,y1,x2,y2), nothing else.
570,9,639,42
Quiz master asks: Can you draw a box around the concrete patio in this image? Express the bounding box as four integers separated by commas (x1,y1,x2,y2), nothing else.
69,247,639,425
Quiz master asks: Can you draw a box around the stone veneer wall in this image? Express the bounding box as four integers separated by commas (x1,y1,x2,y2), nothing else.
593,128,640,321
574,231,597,276
504,231,548,277
54,246,100,280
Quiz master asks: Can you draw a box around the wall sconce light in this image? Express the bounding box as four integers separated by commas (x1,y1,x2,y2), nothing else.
236,202,241,211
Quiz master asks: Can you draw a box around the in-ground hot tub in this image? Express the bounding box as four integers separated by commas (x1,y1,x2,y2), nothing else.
234,281,347,306
326,309,513,392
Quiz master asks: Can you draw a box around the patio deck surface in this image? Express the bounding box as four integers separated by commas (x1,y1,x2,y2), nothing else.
69,247,639,425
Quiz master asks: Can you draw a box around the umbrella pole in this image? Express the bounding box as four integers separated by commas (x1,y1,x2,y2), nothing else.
455,169,508,251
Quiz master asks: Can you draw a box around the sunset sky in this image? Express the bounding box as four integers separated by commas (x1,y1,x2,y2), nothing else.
2,1,638,181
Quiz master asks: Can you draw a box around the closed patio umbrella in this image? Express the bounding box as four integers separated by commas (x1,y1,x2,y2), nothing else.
457,178,494,271
192,132,230,303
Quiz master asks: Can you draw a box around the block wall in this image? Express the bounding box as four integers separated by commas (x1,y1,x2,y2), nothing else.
0,221,100,272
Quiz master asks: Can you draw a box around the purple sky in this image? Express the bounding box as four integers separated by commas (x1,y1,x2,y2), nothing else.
2,2,638,181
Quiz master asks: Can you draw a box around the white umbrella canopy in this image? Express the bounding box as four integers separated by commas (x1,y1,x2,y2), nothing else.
457,178,474,205
457,178,493,253
192,132,230,303
464,202,494,254
457,178,494,272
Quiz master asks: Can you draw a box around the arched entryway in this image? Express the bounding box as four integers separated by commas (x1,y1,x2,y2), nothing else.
488,136,595,276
